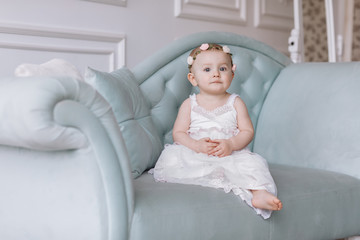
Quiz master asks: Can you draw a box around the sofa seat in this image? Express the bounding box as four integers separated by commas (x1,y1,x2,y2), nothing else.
130,164,360,240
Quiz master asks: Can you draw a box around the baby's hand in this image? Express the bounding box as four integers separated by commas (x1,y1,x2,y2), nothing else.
195,137,218,155
208,139,233,157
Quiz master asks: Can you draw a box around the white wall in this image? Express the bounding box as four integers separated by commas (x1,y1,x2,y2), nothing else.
0,0,293,77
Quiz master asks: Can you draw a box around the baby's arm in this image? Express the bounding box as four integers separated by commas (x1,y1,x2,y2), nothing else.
173,98,218,154
209,97,254,157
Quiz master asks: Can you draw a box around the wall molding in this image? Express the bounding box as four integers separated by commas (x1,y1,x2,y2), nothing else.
254,0,293,31
0,22,125,71
174,0,247,25
83,0,127,7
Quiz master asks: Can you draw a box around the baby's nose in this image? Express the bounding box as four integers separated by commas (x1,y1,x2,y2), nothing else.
213,69,220,76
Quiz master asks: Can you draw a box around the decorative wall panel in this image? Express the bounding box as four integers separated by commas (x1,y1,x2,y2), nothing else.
83,0,126,7
254,0,293,31
174,0,247,25
0,23,125,77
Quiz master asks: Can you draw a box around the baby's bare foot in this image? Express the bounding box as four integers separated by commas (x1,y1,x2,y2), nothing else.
251,190,283,211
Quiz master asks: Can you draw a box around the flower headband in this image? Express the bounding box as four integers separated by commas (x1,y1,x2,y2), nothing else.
187,43,236,72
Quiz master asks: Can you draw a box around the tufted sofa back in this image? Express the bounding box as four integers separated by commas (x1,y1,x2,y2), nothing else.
133,32,291,148
85,32,291,178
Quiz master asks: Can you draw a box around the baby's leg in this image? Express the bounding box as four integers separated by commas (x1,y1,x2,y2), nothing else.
250,189,282,211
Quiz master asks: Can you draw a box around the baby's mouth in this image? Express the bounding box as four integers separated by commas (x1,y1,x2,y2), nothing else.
211,80,222,84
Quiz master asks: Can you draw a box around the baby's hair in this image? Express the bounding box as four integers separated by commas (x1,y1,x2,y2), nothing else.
187,43,234,72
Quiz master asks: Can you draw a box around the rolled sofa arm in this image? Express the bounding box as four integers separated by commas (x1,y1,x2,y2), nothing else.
0,77,90,150
0,76,134,240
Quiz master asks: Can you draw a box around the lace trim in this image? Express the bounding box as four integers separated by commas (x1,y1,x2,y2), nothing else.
192,104,233,117
190,93,238,117
188,126,239,136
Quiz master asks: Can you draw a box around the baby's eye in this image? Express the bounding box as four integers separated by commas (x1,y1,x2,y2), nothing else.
220,67,227,71
204,68,211,72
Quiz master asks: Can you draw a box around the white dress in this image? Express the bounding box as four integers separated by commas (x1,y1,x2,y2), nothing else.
152,93,277,219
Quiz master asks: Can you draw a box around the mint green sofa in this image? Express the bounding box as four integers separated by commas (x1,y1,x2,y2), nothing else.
1,32,360,240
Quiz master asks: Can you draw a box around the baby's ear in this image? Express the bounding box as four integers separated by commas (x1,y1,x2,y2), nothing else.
187,73,197,86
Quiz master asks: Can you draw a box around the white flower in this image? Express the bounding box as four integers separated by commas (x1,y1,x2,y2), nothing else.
223,45,230,53
187,56,194,65
232,64,237,72
200,43,210,51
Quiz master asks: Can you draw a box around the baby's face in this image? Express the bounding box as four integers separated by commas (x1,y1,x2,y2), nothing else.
188,50,234,95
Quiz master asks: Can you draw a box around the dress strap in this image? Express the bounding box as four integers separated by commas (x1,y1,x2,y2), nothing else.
227,93,239,107
189,93,198,107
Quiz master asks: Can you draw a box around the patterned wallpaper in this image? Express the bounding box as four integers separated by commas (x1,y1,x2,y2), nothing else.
303,0,360,62
352,0,360,61
302,0,328,62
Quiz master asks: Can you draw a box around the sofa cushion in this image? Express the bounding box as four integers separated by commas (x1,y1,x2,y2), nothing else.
130,165,360,240
84,67,162,178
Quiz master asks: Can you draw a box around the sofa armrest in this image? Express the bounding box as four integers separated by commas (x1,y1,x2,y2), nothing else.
254,62,360,180
0,77,134,240
0,77,90,150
